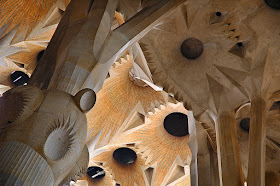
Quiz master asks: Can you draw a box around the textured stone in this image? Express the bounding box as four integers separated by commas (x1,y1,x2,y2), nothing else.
0,141,54,186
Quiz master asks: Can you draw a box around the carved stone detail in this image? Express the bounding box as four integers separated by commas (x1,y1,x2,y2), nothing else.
0,141,54,186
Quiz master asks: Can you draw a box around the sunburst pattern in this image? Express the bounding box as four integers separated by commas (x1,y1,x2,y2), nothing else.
86,56,166,147
91,146,147,186
140,0,280,160
0,0,70,90
140,0,280,184
113,103,191,185
1,8,125,81
0,0,70,42
141,0,280,118
141,0,254,116
43,120,75,161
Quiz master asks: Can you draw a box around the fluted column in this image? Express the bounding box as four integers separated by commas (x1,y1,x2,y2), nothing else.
0,141,54,186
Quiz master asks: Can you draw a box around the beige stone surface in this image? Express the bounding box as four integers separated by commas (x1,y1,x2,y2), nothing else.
0,86,94,185
0,0,280,185
0,141,54,186
141,0,280,185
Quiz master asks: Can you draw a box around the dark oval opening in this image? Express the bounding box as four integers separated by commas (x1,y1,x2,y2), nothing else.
237,42,243,47
10,71,29,86
113,147,137,165
239,118,250,132
87,166,105,179
216,12,222,16
163,112,189,137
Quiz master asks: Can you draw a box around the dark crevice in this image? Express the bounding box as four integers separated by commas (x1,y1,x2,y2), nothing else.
239,118,250,132
87,0,95,14
270,101,280,110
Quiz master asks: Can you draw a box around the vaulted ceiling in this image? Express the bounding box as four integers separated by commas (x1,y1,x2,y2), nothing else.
0,0,280,185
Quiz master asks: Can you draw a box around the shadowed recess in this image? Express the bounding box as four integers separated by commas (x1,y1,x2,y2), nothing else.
87,166,105,179
163,112,189,137
37,50,45,63
265,0,280,9
239,118,250,132
10,71,29,86
113,147,137,165
216,12,222,16
270,101,280,110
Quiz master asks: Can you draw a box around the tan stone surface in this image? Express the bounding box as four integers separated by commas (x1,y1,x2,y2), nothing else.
113,103,191,186
141,0,280,184
1,0,280,185
86,56,166,149
91,146,147,186
0,0,70,43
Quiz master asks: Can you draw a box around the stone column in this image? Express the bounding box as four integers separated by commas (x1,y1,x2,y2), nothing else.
247,97,266,186
215,112,244,186
0,141,54,185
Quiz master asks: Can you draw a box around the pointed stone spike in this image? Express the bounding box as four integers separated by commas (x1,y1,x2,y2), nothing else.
123,112,145,133
214,65,249,98
229,41,248,58
142,149,151,158
144,167,155,186
43,8,65,28
0,26,19,47
0,23,11,38
150,102,156,113
164,165,186,185
206,74,224,112
160,104,166,110
154,107,160,113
